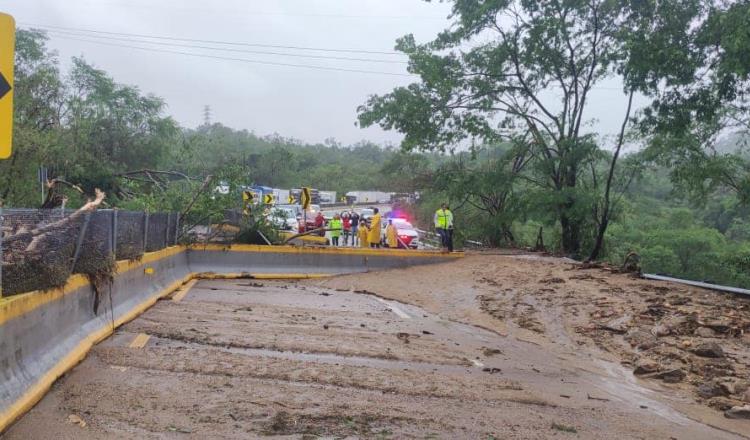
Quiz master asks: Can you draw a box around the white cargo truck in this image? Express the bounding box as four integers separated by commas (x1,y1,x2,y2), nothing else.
345,191,392,204
319,191,337,204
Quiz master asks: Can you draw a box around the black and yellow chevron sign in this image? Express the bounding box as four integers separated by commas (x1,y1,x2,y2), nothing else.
0,13,15,160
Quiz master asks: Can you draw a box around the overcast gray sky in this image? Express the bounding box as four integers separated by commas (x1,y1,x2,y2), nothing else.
4,0,636,147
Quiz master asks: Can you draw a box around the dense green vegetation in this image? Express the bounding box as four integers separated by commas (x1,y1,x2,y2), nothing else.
357,0,750,287
3,0,750,292
0,30,417,216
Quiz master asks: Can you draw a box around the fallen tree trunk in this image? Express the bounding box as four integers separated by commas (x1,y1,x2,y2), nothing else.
3,189,106,252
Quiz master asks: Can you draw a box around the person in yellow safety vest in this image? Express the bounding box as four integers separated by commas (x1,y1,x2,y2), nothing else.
385,219,399,248
368,208,382,248
357,219,369,248
329,214,343,247
434,203,454,252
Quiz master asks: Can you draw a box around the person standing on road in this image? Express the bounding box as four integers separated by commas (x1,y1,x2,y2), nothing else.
314,211,326,237
329,214,343,247
434,203,454,252
445,205,454,252
368,208,382,248
385,219,399,248
342,213,351,246
350,210,360,246
357,219,369,248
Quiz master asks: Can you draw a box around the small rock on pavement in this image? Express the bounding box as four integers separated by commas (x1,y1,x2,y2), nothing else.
697,382,727,399
651,323,671,337
602,315,631,334
725,405,750,420
642,368,686,384
694,327,717,338
625,328,657,350
692,342,724,358
718,378,748,396
633,358,659,375
67,414,87,428
708,397,744,411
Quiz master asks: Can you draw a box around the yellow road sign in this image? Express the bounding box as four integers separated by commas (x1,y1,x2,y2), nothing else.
263,194,275,205
242,191,255,215
0,13,15,159
301,187,312,210
287,195,296,204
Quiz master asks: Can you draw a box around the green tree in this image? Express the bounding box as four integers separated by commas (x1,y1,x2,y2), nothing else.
61,58,179,198
358,0,699,258
1,30,64,205
640,1,750,204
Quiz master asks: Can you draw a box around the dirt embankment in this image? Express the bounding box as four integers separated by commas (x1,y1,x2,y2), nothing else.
314,252,750,422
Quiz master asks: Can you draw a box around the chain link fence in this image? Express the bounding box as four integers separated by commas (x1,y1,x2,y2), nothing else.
0,208,179,297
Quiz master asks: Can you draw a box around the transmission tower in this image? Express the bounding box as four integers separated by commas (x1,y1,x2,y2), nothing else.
202,105,212,126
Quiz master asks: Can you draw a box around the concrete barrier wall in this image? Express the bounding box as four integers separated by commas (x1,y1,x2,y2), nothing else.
188,244,463,276
0,245,461,432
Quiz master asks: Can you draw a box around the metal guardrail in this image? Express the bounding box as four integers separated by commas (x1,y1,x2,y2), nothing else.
643,274,750,297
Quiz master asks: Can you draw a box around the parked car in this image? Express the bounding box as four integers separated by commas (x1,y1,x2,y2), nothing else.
381,218,419,249
268,207,299,231
276,204,303,219
298,205,320,232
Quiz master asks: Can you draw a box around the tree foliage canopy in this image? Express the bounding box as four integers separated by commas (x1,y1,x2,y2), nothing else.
359,0,703,256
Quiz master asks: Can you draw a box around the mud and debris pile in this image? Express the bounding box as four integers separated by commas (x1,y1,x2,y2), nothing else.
577,275,750,416
473,256,750,419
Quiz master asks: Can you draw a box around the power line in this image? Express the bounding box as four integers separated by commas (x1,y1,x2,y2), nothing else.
23,24,628,90
48,35,415,77
225,12,446,20
20,22,406,56
41,28,408,65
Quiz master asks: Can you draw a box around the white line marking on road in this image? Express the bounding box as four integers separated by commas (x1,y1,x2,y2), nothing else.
375,297,411,319
471,359,485,368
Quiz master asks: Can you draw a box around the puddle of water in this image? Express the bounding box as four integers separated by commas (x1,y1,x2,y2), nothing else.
591,359,693,426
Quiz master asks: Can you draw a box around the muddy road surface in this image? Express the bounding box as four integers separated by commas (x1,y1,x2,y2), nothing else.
4,254,749,439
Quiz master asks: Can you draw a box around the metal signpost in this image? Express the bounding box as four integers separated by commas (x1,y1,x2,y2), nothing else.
301,187,312,232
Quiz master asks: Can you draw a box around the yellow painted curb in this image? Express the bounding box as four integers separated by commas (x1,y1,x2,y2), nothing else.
0,273,192,433
0,245,461,327
194,243,465,259
0,246,184,327
248,273,333,280
279,231,328,245
195,272,334,280
0,319,113,431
